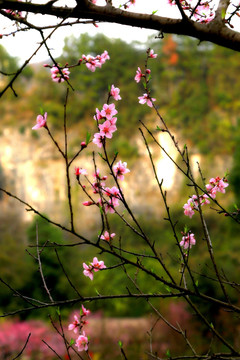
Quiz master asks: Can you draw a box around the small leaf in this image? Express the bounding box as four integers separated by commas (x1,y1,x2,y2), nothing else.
98,152,103,159
56,307,60,316
152,10,158,14
118,340,122,347
156,125,161,131
108,84,111,92
95,288,100,295
195,280,199,287
115,151,118,156
39,107,44,115
221,8,226,19
210,322,214,329
166,349,171,358
234,203,238,210
165,286,171,293
69,338,75,346
184,225,189,233
99,206,104,215
86,131,91,145
184,144,187,149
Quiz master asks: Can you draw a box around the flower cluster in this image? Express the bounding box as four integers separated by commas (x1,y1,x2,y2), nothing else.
80,162,129,214
93,85,121,147
83,257,106,280
180,231,196,250
44,50,110,83
135,49,157,108
183,176,229,218
50,66,70,83
68,305,91,352
168,0,215,23
82,50,110,72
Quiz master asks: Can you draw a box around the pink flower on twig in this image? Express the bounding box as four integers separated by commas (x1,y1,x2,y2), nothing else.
113,160,130,180
99,120,117,138
110,85,121,101
100,231,116,241
180,232,196,250
68,315,80,334
32,112,47,130
75,331,88,352
138,93,156,107
51,66,70,83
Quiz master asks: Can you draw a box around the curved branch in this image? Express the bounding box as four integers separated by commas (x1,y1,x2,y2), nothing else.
1,0,240,51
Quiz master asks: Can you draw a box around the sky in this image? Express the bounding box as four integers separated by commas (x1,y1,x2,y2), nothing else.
0,0,181,63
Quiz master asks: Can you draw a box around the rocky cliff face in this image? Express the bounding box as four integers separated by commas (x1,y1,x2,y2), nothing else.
0,125,230,232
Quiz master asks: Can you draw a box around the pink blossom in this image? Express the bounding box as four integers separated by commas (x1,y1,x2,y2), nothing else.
68,315,80,334
149,49,157,58
81,305,91,317
113,160,130,180
32,112,47,130
81,141,87,149
138,93,156,107
101,103,118,120
75,331,88,352
91,257,106,271
82,201,94,206
134,67,144,83
100,231,116,241
82,54,101,72
51,66,70,83
99,50,110,64
94,108,104,121
206,176,229,198
183,201,195,218
75,167,88,176
83,263,94,280
92,133,105,148
110,85,121,101
99,120,117,138
180,233,196,250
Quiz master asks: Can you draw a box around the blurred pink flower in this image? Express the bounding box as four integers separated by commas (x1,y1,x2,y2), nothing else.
113,160,130,180
51,66,70,83
75,331,88,352
68,315,80,334
99,120,117,138
32,112,47,130
138,93,156,107
100,231,116,241
101,103,118,120
110,85,121,101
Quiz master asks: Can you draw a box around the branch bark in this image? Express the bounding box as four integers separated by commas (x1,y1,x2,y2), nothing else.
1,0,240,52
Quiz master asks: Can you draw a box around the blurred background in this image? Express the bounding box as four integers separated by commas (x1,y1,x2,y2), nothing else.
0,32,240,359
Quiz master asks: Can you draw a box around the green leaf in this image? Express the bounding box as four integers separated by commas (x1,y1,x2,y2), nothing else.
98,152,103,159
69,338,75,346
99,206,104,215
39,107,44,115
165,286,171,293
118,340,122,347
86,131,91,145
210,322,214,329
195,280,199,287
184,225,188,233
152,10,158,14
166,349,171,358
156,125,162,131
221,8,226,19
56,307,60,316
95,288,100,295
